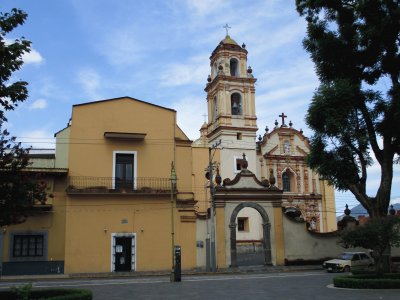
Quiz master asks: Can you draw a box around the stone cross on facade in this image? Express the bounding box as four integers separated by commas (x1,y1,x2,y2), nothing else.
279,113,287,127
223,24,231,36
202,113,207,123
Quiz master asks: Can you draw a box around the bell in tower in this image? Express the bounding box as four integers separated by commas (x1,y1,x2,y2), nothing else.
204,26,258,180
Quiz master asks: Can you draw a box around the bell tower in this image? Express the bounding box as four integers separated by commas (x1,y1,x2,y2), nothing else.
205,32,258,180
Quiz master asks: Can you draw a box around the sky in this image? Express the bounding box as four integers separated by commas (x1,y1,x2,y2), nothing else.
1,0,399,214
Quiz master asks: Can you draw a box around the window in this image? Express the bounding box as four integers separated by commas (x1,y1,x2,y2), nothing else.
237,217,249,232
113,151,137,190
231,93,242,115
230,58,239,76
235,157,244,172
13,235,44,258
236,133,242,140
282,170,291,192
352,254,360,261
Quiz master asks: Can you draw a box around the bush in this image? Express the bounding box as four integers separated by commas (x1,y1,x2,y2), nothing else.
0,288,92,300
334,273,400,289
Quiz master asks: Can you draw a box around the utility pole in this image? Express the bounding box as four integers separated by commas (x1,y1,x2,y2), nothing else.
208,140,221,272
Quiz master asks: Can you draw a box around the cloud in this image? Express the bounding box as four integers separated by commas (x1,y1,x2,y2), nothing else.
159,54,209,87
18,129,55,149
77,68,101,99
185,0,227,15
22,48,44,65
171,95,206,140
29,99,47,110
4,38,44,65
99,30,146,66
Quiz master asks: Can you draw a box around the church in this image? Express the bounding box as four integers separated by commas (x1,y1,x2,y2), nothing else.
0,33,338,275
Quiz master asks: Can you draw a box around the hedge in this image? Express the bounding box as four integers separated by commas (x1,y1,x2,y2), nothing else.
0,288,92,300
334,273,400,289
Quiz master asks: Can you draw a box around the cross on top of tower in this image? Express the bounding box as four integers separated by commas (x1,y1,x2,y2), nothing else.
202,113,207,123
223,24,231,36
279,113,287,127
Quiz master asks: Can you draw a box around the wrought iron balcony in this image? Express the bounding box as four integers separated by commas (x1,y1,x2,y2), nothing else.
67,176,172,195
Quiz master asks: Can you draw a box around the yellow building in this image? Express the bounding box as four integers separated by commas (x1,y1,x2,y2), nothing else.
0,34,337,275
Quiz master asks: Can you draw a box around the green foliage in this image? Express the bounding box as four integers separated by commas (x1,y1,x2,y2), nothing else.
339,216,400,273
296,0,400,218
334,273,400,289
10,284,32,300
0,8,50,226
0,288,93,300
0,124,50,226
0,8,31,122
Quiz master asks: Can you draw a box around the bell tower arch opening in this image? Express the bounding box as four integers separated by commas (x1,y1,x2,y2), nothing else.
230,58,239,76
231,92,242,116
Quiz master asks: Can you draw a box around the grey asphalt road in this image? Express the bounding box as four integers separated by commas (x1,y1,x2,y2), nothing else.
1,271,399,300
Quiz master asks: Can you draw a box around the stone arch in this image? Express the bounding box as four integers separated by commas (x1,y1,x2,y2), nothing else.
229,202,271,267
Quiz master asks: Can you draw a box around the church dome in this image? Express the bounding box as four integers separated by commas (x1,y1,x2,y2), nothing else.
211,34,247,58
221,35,238,45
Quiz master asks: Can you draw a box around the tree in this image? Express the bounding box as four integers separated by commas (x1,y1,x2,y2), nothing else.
296,0,400,218
0,127,49,226
339,216,400,273
0,8,31,122
0,8,49,226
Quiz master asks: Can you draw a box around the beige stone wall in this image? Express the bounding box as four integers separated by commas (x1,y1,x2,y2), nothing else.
283,215,360,261
55,127,70,169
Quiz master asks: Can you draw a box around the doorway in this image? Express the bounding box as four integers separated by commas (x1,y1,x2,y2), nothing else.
229,202,271,267
112,233,135,272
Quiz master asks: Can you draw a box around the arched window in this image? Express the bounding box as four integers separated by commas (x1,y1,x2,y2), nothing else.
212,96,218,121
230,58,239,76
231,93,242,115
282,170,291,192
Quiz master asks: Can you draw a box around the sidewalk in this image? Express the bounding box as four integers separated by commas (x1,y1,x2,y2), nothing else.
0,264,322,282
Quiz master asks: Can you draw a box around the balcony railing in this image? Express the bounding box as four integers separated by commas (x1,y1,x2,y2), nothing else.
67,176,172,194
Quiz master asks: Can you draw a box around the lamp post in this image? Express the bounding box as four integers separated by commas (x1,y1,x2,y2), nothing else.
170,161,177,282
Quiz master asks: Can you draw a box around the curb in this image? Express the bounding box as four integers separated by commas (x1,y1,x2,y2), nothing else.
0,265,323,282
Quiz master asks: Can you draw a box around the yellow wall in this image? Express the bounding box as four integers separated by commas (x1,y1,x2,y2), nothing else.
68,98,176,179
64,196,175,272
2,191,67,263
63,97,197,273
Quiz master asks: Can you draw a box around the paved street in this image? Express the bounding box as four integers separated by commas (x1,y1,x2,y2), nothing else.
1,271,399,299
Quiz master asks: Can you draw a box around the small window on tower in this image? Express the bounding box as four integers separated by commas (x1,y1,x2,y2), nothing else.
235,157,244,172
237,133,242,140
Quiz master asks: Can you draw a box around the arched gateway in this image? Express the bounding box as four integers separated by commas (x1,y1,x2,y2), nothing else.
229,202,271,267
214,163,283,268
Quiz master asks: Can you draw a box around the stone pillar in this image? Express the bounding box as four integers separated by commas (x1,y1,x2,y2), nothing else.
262,222,272,265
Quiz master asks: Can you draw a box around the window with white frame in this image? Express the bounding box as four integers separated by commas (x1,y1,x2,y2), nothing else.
113,151,137,190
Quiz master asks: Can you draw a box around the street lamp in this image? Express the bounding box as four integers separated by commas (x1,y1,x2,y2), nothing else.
170,161,177,282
